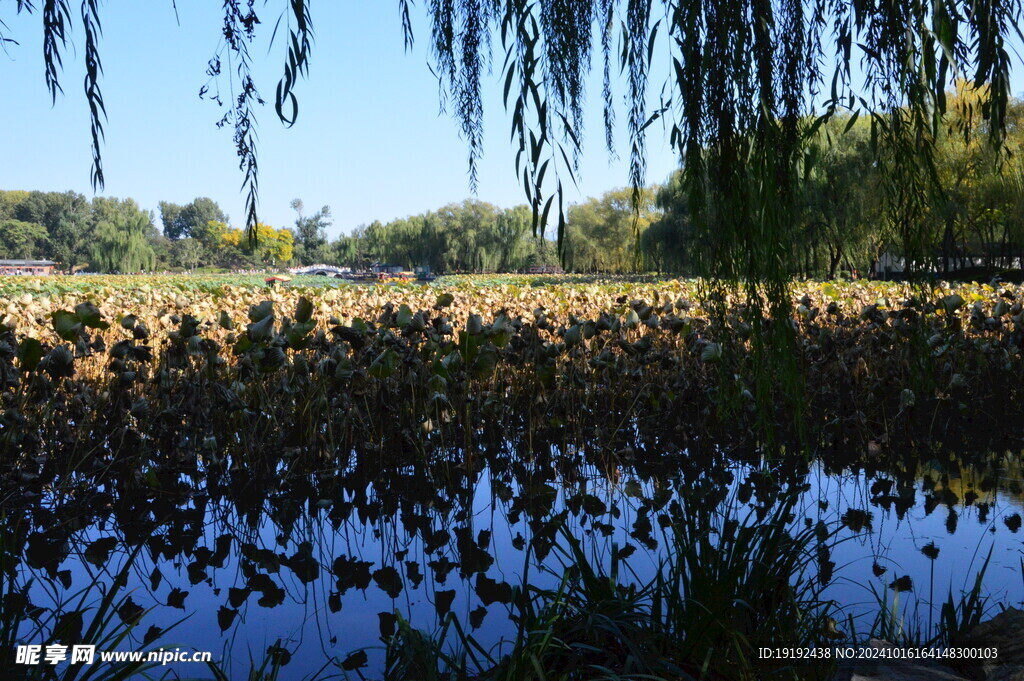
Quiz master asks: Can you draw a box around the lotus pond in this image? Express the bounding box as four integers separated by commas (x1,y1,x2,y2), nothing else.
2,274,1024,680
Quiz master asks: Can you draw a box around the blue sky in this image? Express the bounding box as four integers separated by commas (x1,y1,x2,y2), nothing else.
0,2,679,238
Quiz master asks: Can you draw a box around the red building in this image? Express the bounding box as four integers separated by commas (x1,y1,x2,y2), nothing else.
0,260,56,275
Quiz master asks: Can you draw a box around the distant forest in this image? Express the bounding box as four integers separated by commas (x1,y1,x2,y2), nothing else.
0,187,657,275
3,88,1023,277
0,191,569,274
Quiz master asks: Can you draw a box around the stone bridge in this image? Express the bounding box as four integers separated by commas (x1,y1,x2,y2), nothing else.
289,265,349,277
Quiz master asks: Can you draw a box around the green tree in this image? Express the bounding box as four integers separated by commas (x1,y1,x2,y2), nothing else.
0,190,92,268
159,197,227,240
89,211,157,273
640,172,695,273
0,191,31,220
172,238,206,270
564,187,659,273
44,192,92,269
800,115,883,279
158,202,184,240
494,206,536,272
191,219,230,252
290,199,332,265
0,220,49,259
927,82,1024,273
329,200,554,274
332,232,364,269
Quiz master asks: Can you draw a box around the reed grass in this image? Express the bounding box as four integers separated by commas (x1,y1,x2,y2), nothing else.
361,491,839,681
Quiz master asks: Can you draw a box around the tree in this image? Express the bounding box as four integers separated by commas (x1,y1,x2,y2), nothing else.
189,219,229,253
218,223,294,265
0,191,31,221
44,193,92,269
337,200,556,274
172,238,206,270
0,190,91,268
291,200,332,265
564,188,659,273
322,201,507,273
332,232,365,270
91,196,148,227
494,206,537,272
159,198,227,240
641,172,695,273
800,116,883,279
644,99,1024,279
0,220,49,259
89,211,157,273
158,202,184,240
926,82,1024,273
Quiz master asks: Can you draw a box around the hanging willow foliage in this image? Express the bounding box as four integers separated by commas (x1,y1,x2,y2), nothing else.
12,1,1022,294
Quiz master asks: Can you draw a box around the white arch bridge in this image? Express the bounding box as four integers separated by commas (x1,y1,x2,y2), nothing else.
288,265,349,277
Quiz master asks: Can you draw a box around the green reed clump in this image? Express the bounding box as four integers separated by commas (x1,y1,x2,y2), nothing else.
859,546,992,649
0,541,182,681
655,495,837,680
370,491,837,681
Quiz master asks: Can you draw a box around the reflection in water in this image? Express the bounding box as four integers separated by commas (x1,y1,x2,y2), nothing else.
4,440,1024,678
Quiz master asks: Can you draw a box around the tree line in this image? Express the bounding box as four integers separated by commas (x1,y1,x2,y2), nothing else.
3,85,1022,277
336,85,1024,279
333,202,558,273
0,192,294,272
642,84,1024,280
0,192,562,274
